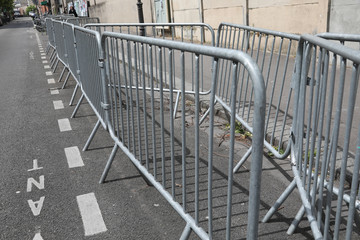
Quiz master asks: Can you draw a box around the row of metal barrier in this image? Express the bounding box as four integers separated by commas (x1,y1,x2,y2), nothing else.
45,16,360,239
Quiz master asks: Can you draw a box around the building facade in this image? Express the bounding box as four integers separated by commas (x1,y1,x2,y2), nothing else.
86,0,359,41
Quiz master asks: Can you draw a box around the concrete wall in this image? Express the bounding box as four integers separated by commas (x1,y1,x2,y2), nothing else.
329,0,360,34
249,0,328,34
85,0,360,44
88,0,154,23
171,0,247,43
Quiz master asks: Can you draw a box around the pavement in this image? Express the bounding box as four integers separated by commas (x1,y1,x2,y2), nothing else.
0,17,343,240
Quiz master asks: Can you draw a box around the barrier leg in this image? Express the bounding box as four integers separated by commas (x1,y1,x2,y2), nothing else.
69,84,79,106
46,44,50,54
233,146,252,173
50,50,56,65
83,119,101,151
179,223,192,240
173,91,181,119
199,99,217,125
61,71,71,89
287,205,305,235
71,93,84,118
99,144,119,184
58,66,66,82
262,179,297,222
52,59,59,73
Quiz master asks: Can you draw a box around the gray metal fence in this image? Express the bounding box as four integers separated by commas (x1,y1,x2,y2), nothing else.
52,20,71,84
263,34,360,239
317,32,360,50
45,18,57,62
98,31,266,239
71,26,109,151
63,22,81,105
85,23,215,118
66,17,100,26
208,23,300,172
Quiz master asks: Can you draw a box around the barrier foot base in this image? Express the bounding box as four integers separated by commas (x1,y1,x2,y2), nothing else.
83,119,101,151
71,93,84,118
50,51,56,67
179,223,192,240
262,179,297,223
287,205,305,235
62,71,71,89
199,99,217,125
46,45,50,54
58,66,66,82
99,144,119,184
52,59,59,73
173,91,181,119
233,146,252,173
69,84,79,106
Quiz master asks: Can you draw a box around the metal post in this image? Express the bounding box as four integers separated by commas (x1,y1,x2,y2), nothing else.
137,0,145,36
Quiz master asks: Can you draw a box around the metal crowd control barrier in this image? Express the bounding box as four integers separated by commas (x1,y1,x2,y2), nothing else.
85,23,215,118
317,32,360,50
63,22,81,106
263,34,360,239
52,20,72,85
208,23,300,172
45,16,74,70
71,26,108,151
66,17,100,26
99,32,266,239
45,18,57,62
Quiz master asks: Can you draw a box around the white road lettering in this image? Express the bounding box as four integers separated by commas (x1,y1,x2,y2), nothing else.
27,176,45,192
28,196,45,216
33,232,44,240
28,159,43,172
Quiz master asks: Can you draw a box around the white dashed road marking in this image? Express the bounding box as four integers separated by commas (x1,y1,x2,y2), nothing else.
58,118,72,132
64,146,84,168
50,89,59,95
44,65,50,69
77,193,107,236
53,100,64,110
45,71,53,76
47,78,55,84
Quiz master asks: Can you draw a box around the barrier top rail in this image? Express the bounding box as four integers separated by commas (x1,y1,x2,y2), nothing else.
217,22,300,46
317,32,360,42
66,17,100,26
85,22,215,45
100,31,265,239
